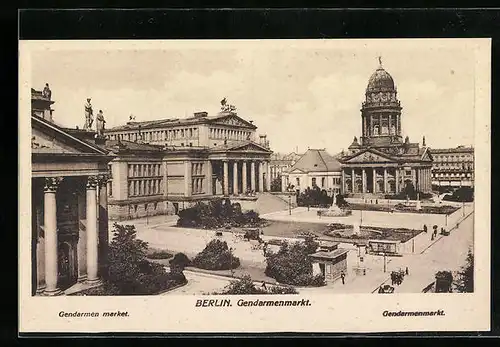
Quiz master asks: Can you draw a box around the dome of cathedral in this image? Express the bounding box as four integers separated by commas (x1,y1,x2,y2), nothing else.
366,66,395,93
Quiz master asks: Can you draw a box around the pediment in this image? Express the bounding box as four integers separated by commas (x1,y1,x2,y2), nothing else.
228,142,271,153
211,114,256,128
32,116,107,155
345,149,395,164
289,168,305,174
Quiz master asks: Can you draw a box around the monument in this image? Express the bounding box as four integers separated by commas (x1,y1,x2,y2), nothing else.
317,192,351,217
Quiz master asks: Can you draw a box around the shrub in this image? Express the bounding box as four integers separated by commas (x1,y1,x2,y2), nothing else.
169,252,192,270
219,275,265,294
217,275,299,295
454,249,474,293
265,238,324,287
177,199,263,229
192,239,241,270
268,285,299,294
146,249,173,259
103,223,186,295
443,187,474,202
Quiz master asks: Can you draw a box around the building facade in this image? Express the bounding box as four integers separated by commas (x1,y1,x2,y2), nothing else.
338,60,433,197
269,152,303,182
31,88,113,296
104,102,273,220
281,149,342,195
429,146,474,188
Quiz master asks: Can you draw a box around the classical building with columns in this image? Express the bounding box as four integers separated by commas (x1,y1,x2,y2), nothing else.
31,88,113,295
338,60,433,197
104,101,273,220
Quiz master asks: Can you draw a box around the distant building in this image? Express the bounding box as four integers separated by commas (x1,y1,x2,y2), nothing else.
269,152,303,182
104,101,273,220
281,148,342,195
338,59,433,197
429,146,474,188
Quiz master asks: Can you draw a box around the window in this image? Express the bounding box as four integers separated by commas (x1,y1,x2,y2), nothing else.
312,178,316,186
189,142,193,147
321,177,325,187
296,178,300,187
405,170,412,176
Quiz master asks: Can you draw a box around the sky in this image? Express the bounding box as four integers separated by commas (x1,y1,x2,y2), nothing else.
28,39,478,154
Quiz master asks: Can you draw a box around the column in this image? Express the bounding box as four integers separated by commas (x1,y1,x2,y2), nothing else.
250,161,256,192
395,168,400,193
206,161,213,196
362,168,367,193
363,116,367,137
98,174,110,280
86,176,100,284
233,161,238,195
341,169,346,194
162,161,168,197
242,161,248,193
369,116,373,136
352,168,356,193
383,168,388,193
412,169,417,188
389,114,392,134
281,174,287,193
266,161,271,192
184,161,192,197
43,177,62,295
372,168,377,194
258,161,264,192
77,187,87,282
223,160,229,196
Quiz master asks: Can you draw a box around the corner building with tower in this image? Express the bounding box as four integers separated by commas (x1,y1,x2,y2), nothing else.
339,61,433,197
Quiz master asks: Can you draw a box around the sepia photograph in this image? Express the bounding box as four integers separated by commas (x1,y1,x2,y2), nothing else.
19,38,490,333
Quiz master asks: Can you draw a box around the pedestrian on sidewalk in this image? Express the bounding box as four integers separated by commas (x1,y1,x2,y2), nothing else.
261,281,267,291
340,271,346,285
405,266,409,276
423,224,427,233
431,233,435,241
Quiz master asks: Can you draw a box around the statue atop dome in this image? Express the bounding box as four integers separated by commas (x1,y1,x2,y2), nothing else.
378,55,382,67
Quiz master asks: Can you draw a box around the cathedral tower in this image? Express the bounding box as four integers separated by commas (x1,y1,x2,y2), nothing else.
360,57,403,147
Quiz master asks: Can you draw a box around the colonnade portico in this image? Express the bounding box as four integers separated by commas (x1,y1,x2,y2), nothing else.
38,174,109,295
341,166,433,195
216,159,271,196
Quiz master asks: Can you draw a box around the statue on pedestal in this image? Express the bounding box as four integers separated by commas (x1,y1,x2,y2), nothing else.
84,98,94,130
96,110,106,137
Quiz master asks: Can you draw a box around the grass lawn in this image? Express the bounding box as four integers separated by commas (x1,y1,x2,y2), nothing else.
234,220,330,239
348,203,459,215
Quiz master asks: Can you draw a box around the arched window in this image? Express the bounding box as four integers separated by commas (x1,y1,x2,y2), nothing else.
373,125,379,136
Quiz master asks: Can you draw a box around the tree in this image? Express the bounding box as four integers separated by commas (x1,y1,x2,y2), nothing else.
271,177,282,192
192,239,240,270
265,238,325,286
455,249,474,293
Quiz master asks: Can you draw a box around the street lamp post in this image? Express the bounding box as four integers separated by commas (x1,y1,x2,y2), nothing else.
145,203,149,225
229,247,235,277
383,252,387,273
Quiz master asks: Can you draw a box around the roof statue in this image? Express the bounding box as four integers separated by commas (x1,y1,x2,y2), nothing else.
378,55,383,67
422,136,426,147
84,98,93,131
220,97,237,113
96,110,106,137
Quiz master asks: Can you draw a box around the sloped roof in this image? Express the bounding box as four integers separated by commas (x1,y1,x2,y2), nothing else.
288,149,341,173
